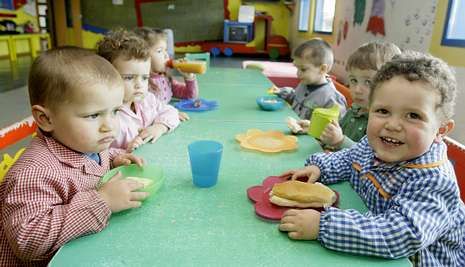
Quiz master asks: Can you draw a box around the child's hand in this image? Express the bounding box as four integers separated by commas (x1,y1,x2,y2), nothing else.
98,172,149,213
176,66,195,80
141,123,169,144
320,120,343,147
279,165,320,183
127,136,144,152
113,153,145,167
270,85,281,94
287,117,310,134
179,111,190,121
279,209,321,240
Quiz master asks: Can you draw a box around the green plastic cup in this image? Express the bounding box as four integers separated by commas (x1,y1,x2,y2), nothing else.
100,164,164,196
308,105,340,138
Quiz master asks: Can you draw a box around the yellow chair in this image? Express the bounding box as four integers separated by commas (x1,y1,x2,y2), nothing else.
2,33,51,64
0,148,25,184
0,35,17,63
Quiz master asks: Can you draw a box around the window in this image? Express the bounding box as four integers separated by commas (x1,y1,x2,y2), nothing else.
442,0,465,47
313,0,336,34
298,0,310,32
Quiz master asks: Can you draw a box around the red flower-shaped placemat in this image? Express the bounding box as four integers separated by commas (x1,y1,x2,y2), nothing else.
247,176,339,221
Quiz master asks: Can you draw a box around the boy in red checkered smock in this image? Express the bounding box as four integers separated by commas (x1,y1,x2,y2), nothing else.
0,47,149,266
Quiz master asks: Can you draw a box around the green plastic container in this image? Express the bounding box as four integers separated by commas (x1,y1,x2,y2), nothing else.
100,164,164,195
308,105,340,138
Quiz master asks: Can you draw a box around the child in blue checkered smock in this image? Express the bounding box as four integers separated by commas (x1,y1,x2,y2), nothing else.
278,51,465,267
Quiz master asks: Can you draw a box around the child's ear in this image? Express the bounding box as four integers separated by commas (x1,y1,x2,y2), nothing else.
434,119,455,142
31,105,54,132
319,64,329,74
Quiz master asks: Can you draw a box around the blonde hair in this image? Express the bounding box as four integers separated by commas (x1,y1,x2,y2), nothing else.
133,27,167,48
96,28,150,63
371,51,457,119
28,46,122,110
346,41,401,71
293,38,334,69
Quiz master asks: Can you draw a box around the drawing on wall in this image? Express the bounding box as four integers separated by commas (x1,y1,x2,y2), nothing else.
337,20,343,45
399,0,437,50
366,0,385,36
353,0,366,26
343,20,349,39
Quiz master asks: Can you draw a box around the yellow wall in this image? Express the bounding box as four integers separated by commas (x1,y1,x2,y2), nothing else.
429,0,465,67
64,27,104,50
0,7,41,57
227,0,289,38
173,0,290,53
289,0,335,51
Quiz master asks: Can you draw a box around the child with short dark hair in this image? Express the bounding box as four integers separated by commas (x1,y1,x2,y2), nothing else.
97,29,180,151
279,51,465,266
319,41,401,150
0,47,148,266
275,38,347,120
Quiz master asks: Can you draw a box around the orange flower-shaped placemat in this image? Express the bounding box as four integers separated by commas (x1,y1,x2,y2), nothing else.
235,129,298,153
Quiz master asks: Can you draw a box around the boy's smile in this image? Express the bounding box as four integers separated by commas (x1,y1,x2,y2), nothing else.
367,76,449,163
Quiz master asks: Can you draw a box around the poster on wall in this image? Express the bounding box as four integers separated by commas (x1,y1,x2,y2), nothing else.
366,0,385,36
332,0,438,81
354,0,366,26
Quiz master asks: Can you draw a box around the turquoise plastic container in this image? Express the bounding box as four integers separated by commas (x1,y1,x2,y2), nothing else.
188,140,223,188
100,164,164,196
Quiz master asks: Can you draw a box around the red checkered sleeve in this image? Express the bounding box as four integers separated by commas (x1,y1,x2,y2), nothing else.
108,147,126,167
2,165,111,261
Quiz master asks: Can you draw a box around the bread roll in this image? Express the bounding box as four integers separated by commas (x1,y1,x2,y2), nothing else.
269,180,336,208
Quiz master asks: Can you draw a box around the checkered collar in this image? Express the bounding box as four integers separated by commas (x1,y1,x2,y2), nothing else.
354,137,448,172
39,131,110,176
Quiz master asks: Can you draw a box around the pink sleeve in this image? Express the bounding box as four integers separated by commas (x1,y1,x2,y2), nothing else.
2,170,111,261
171,77,198,100
111,111,140,150
144,93,180,132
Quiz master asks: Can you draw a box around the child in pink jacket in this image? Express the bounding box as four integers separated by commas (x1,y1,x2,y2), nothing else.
134,27,198,121
97,29,180,151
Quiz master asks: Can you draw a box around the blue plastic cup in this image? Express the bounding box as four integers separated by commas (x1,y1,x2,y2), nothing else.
188,140,223,188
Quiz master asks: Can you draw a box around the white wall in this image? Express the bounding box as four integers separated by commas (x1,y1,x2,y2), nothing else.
450,67,465,143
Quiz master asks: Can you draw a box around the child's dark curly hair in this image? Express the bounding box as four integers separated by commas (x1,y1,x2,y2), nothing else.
96,28,150,63
370,51,457,120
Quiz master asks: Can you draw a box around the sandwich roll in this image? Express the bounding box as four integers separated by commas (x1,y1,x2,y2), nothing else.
269,180,336,208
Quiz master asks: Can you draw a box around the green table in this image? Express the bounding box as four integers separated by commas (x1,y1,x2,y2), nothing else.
50,68,410,267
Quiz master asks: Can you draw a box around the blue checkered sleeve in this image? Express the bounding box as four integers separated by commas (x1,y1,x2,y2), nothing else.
305,147,356,184
318,170,458,260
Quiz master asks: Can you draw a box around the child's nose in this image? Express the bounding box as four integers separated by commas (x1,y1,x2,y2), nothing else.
100,117,115,132
384,118,402,131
